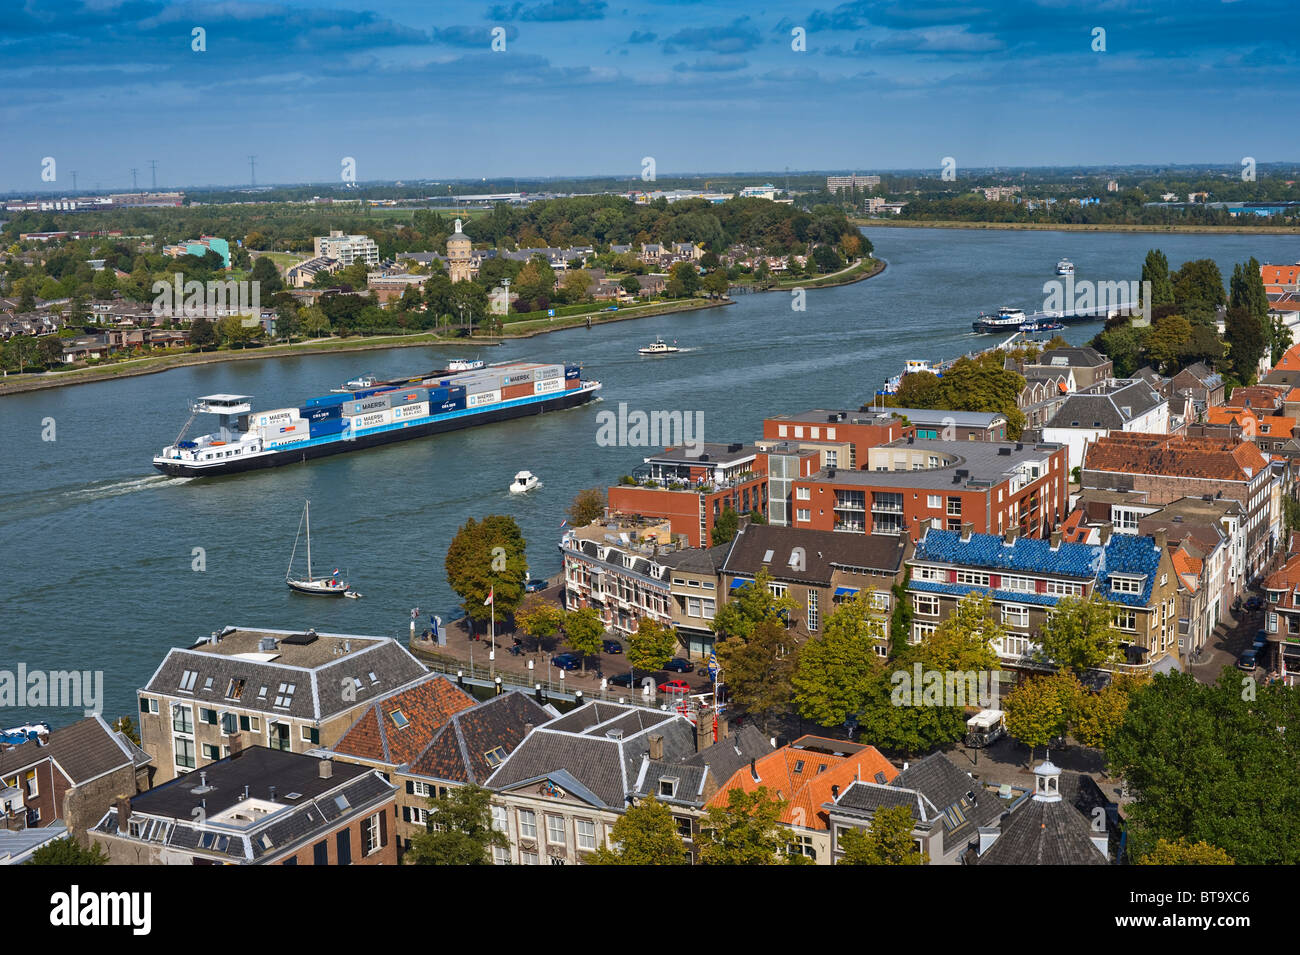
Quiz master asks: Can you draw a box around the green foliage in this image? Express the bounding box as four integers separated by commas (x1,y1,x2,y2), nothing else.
884,352,1026,439
405,784,508,865
1107,670,1300,864
590,797,689,865
711,568,797,640
1225,305,1265,384
563,606,606,669
1135,837,1234,866
792,592,886,728
697,787,800,865
27,837,109,865
1073,673,1148,751
444,515,528,623
1140,249,1174,307
716,619,795,730
711,506,740,545
626,617,678,673
1171,259,1226,311
837,805,929,865
514,597,564,641
1003,671,1083,762
889,581,912,658
566,487,606,527
1036,592,1123,673
112,715,141,746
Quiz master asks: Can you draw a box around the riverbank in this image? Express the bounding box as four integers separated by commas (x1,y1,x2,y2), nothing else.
854,218,1300,235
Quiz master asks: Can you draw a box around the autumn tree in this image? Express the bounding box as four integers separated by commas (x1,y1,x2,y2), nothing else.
1073,673,1148,750
1136,838,1234,866
1003,671,1084,765
514,597,564,644
716,619,795,732
837,804,929,865
562,606,606,672
626,617,678,679
590,797,689,865
444,515,528,624
406,784,508,865
1036,592,1124,674
711,568,797,641
697,787,802,865
565,487,606,527
792,592,886,728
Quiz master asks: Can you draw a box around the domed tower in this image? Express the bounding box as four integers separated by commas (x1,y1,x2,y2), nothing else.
447,218,473,283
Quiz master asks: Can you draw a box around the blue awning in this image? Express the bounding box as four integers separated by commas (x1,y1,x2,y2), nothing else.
834,587,859,597
730,579,751,590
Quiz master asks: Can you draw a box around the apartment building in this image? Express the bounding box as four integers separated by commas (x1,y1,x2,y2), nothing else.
907,525,1179,674
313,230,380,267
137,626,429,783
1022,347,1114,390
763,409,910,471
791,438,1068,542
826,175,880,193
1042,378,1170,471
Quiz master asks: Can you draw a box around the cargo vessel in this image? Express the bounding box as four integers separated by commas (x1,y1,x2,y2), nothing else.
152,361,601,477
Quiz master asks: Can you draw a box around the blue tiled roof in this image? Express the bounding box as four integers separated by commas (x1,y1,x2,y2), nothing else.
911,579,1062,607
913,529,1161,607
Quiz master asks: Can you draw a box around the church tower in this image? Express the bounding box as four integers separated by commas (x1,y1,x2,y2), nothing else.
447,218,473,283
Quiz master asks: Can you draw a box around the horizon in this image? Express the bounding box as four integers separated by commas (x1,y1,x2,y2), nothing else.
4,0,1298,193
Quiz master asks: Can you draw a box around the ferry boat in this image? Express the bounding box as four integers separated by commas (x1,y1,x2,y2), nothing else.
972,307,1028,333
1056,258,1075,276
152,361,601,478
638,338,679,355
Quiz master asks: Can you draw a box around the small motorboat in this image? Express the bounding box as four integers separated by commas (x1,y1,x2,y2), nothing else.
638,337,679,355
509,470,540,494
332,375,378,393
285,500,349,596
1056,258,1075,276
446,358,484,372
344,591,362,600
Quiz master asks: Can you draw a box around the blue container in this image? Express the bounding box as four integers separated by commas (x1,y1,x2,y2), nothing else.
565,365,580,379
309,418,347,438
302,405,342,423
304,393,349,409
434,395,466,414
448,385,466,397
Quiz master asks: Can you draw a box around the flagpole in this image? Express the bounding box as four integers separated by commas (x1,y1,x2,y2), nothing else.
490,593,496,680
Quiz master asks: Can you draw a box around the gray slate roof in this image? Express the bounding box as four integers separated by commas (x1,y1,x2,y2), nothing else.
0,714,138,783
975,795,1108,865
1047,379,1165,430
722,523,907,585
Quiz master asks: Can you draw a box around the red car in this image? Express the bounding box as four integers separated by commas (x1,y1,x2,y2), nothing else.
658,679,691,694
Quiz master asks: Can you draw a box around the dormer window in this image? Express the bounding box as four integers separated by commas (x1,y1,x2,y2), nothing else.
1111,575,1144,594
659,777,678,798
484,746,508,768
226,678,246,701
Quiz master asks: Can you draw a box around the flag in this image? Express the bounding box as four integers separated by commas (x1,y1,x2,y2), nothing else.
559,519,568,528
483,587,494,606
332,569,339,576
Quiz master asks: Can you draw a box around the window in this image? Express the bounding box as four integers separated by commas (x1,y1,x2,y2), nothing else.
179,670,199,692
576,819,597,851
1111,576,1143,594
956,571,989,587
362,812,383,855
913,566,945,582
174,736,196,770
1001,634,1033,657
139,697,159,715
492,845,512,865
171,704,193,734
336,828,352,866
199,707,217,725
1000,576,1035,594
913,623,937,644
769,583,787,598
796,508,810,522
1045,580,1083,597
273,682,296,708
390,709,409,729
301,726,319,744
796,487,810,500
226,678,245,700
239,714,260,732
313,840,328,865
927,495,941,509
484,746,508,768
807,591,819,631
1113,610,1138,631
520,850,540,865
546,815,566,845
870,591,890,612
788,835,817,861
202,743,220,760
659,778,678,798
913,595,939,616
947,497,962,516
518,809,537,840
1002,605,1029,628
491,805,508,833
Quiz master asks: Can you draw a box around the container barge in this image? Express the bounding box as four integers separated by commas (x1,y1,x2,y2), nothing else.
152,361,601,477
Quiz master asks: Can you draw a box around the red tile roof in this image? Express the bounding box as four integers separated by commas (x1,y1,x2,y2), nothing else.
332,675,476,766
1261,264,1300,287
709,736,897,832
1082,433,1268,482
1272,344,1300,374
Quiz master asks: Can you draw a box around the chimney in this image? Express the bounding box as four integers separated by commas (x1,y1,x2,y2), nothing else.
1050,529,1062,551
649,734,664,761
1154,528,1167,550
831,784,840,801
717,714,730,741
750,758,760,782
1004,526,1019,546
524,722,534,736
1099,523,1113,545
961,522,973,542
115,796,131,835
228,732,243,757
695,714,712,753
319,759,333,779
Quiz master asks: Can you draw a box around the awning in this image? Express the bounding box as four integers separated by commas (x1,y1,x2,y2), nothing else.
729,579,751,590
834,587,859,597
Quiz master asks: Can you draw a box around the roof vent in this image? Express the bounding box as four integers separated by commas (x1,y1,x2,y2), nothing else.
728,442,743,453
258,636,278,652
191,771,214,795
606,729,624,740
827,468,836,478
998,446,1012,455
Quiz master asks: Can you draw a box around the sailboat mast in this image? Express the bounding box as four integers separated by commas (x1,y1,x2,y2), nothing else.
306,500,313,582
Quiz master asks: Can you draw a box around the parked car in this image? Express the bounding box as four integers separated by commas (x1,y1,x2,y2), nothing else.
524,579,548,593
1245,595,1264,611
664,658,695,673
608,672,635,687
1253,630,1269,651
552,653,581,670
1236,648,1258,671
658,679,691,694
602,639,623,654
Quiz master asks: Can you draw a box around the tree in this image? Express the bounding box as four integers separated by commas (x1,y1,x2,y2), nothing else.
711,568,796,641
792,592,885,728
1036,592,1123,673
590,797,689,865
1145,314,1193,373
514,597,564,643
1107,670,1300,864
36,335,63,368
112,715,141,746
449,280,489,332
1073,673,1147,751
697,787,801,865
216,314,261,348
711,506,740,545
619,275,641,296
889,581,912,658
715,619,795,731
27,837,109,865
1135,837,1234,866
566,487,606,527
405,784,508,865
444,515,528,624
561,269,592,303
249,255,284,294
669,260,700,296
701,270,730,298
837,805,929,865
6,335,37,373
563,607,606,671
1003,671,1082,764
1225,305,1265,384
626,616,678,677
1171,258,1225,311
1140,249,1174,308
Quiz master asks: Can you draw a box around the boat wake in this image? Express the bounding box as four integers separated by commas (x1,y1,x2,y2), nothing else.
65,475,193,501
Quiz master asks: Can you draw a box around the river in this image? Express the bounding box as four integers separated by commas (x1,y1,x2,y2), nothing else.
2,226,1297,726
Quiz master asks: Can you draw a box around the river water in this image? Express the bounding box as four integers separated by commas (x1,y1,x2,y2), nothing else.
2,227,1297,725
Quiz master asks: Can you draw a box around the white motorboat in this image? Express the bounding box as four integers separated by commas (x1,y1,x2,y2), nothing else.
332,375,378,392
446,358,485,372
509,470,540,494
286,500,349,596
638,338,679,355
1055,258,1075,276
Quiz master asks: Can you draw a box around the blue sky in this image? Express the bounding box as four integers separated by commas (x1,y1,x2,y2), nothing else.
3,0,1297,192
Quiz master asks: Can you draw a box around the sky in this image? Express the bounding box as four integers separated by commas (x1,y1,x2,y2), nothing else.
2,0,1297,192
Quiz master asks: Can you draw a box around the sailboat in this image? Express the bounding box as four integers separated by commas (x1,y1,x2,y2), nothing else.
286,500,349,596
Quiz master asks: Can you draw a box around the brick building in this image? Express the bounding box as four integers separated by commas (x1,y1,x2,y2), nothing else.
762,409,910,470
791,438,1068,543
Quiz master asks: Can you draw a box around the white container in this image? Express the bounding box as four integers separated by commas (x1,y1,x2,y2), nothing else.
466,390,501,408
256,408,300,429
350,409,393,431
266,433,310,448
534,376,562,395
392,402,429,421
536,364,563,380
